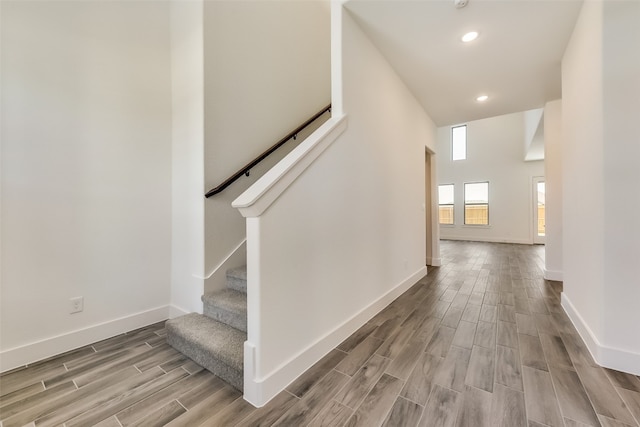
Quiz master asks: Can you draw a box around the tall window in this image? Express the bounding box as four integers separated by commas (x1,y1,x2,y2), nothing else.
452,125,467,161
464,182,489,225
537,181,546,237
438,184,455,225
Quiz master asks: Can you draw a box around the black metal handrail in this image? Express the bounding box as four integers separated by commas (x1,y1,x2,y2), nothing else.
205,104,331,198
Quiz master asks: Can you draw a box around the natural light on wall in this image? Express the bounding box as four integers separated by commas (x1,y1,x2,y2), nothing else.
452,125,467,160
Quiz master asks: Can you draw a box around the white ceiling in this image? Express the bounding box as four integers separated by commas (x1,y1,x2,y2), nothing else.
344,0,584,127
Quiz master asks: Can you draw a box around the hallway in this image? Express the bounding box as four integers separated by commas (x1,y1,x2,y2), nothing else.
2,241,639,426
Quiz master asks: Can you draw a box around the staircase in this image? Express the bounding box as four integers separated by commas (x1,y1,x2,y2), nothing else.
166,266,247,390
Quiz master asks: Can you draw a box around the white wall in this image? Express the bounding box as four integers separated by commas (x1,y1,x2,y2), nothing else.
561,0,605,358
523,108,544,161
237,4,437,406
0,1,173,371
601,0,640,369
562,0,640,374
437,113,544,244
170,0,206,316
543,100,563,280
201,0,331,295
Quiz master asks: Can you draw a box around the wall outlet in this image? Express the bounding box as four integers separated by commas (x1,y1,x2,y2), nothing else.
70,297,84,314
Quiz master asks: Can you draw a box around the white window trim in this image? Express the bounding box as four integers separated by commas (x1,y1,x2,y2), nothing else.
438,183,455,225
463,181,490,226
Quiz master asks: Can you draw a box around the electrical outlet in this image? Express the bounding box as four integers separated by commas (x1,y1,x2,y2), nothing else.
70,297,84,314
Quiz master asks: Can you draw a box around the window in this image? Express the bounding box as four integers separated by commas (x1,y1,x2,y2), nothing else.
438,184,455,225
452,125,467,161
537,181,546,237
464,182,489,225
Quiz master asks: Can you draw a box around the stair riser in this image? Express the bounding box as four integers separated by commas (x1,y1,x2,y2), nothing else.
166,322,243,391
226,276,247,293
164,266,247,393
203,306,247,333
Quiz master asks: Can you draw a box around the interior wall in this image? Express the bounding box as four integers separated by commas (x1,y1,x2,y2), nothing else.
600,0,640,369
561,0,605,351
202,0,331,294
562,0,640,374
523,108,544,158
543,100,563,280
0,1,173,370
170,0,205,316
242,4,437,405
436,112,544,244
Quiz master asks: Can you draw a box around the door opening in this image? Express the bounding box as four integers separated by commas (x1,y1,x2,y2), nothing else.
533,177,545,244
426,151,432,265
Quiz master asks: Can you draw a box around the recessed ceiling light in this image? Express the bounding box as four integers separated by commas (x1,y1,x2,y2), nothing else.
462,31,479,43
476,95,489,102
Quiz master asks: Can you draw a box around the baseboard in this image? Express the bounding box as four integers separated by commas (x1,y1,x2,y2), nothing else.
561,293,600,362
0,305,170,373
427,257,442,267
562,293,640,376
440,235,531,245
243,267,427,407
169,304,191,319
544,268,563,281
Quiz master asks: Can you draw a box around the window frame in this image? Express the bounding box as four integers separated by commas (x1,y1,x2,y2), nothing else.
464,181,489,226
451,124,467,161
438,184,455,225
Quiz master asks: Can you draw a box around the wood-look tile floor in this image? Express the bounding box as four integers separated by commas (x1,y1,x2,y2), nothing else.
2,241,640,426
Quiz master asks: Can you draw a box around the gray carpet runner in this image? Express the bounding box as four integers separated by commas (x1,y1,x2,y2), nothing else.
166,266,247,391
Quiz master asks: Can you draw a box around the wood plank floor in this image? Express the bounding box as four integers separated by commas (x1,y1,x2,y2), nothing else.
2,241,640,426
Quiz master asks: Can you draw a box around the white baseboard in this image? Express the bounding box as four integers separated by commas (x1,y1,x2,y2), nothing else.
169,304,191,319
440,235,531,245
243,266,428,407
0,306,170,373
544,269,563,281
561,293,640,376
427,257,442,267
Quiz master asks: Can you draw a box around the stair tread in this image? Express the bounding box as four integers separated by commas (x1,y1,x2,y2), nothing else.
202,289,247,315
166,313,245,371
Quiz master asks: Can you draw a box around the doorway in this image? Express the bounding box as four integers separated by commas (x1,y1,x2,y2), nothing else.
426,151,432,265
533,177,545,244
426,149,441,266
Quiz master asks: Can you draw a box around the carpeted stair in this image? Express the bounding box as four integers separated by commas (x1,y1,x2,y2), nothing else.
166,266,247,391
225,266,247,293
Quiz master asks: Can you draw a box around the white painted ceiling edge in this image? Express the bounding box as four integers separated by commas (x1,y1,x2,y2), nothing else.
344,0,583,127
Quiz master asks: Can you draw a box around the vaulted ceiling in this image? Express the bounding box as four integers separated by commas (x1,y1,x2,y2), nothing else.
344,0,584,127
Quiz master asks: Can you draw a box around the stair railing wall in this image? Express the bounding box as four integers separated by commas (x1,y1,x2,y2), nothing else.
233,3,437,408
205,105,332,198
203,107,331,296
